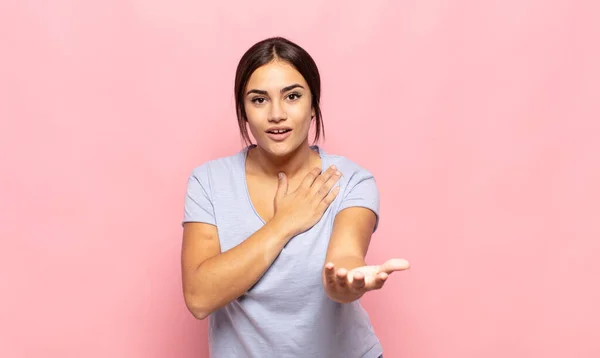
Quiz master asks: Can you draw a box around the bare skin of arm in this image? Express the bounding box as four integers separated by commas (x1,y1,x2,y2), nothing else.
323,207,410,304
181,218,294,319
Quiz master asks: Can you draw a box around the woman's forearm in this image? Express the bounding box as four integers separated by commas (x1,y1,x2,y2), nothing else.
185,218,293,319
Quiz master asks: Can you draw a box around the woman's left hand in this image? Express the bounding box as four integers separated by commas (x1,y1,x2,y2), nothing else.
324,258,410,300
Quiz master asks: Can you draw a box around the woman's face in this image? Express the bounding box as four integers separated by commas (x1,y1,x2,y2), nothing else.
244,60,315,157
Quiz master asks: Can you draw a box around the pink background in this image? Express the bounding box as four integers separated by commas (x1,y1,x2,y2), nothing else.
2,0,599,357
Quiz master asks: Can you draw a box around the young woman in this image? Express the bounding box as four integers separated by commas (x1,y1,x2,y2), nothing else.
181,36,409,358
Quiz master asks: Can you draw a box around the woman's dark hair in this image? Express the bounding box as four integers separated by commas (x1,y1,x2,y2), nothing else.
234,37,325,146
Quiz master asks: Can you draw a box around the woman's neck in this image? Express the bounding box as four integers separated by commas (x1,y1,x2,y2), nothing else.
247,142,321,179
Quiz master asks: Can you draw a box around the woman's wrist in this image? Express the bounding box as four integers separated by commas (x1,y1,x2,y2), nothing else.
265,215,297,243
325,287,364,304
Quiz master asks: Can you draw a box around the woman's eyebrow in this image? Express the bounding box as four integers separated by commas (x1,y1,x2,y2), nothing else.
246,83,305,96
280,84,304,93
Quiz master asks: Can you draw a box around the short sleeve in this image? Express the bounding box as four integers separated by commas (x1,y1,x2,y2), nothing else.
336,169,380,232
182,166,216,226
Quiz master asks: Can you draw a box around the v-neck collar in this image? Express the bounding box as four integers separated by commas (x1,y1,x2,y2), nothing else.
240,145,326,224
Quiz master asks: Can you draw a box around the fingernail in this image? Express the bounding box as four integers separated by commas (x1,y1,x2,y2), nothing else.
278,172,283,179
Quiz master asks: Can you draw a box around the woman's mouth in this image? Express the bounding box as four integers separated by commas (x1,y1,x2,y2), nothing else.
266,129,292,141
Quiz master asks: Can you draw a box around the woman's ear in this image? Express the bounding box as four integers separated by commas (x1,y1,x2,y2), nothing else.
311,107,315,119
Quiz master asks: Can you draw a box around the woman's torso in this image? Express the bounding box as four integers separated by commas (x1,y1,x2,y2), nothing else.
186,146,383,358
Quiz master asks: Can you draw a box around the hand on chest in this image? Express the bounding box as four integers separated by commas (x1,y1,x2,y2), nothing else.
246,174,309,223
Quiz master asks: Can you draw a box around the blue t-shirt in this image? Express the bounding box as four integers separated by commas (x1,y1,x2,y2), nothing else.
183,145,383,358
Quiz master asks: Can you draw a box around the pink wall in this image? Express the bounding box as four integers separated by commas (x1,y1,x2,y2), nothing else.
2,1,599,357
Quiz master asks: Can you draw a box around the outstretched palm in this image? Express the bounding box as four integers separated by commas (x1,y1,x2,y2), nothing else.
324,258,410,294
347,258,410,288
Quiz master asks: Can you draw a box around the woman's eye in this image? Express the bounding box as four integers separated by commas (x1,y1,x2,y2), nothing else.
287,93,302,101
252,97,266,104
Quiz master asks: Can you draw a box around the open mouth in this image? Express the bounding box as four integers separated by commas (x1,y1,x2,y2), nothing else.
266,128,292,141
267,129,292,134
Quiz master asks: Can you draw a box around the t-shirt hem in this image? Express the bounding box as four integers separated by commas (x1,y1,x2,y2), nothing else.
362,341,383,358
181,219,217,227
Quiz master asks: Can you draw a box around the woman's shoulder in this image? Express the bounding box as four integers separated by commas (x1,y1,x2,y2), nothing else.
319,148,375,180
187,150,245,182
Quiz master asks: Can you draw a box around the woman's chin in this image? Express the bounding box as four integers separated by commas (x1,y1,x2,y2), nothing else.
259,141,299,157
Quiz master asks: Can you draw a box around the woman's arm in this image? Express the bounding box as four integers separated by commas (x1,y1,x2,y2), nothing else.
181,218,293,320
322,207,376,303
322,207,409,303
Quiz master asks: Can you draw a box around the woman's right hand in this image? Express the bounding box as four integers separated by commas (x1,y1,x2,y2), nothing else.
272,165,342,236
